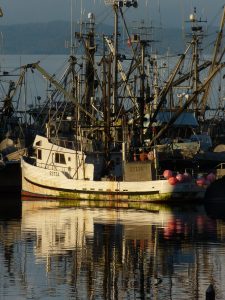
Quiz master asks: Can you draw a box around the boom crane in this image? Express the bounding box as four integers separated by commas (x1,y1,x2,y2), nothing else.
24,62,97,122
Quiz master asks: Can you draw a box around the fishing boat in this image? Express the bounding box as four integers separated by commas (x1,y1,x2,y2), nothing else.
21,132,207,202
20,2,224,203
0,61,39,192
0,100,27,192
0,7,41,192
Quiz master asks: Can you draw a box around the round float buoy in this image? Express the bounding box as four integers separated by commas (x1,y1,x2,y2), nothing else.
163,169,173,179
207,173,216,183
196,178,205,186
168,176,178,185
176,173,184,182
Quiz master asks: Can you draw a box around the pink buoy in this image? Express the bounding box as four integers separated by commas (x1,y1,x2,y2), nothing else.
176,173,184,182
168,176,178,185
163,169,173,179
206,173,216,183
196,178,205,186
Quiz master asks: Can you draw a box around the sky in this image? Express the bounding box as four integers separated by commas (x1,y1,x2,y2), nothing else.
0,0,224,28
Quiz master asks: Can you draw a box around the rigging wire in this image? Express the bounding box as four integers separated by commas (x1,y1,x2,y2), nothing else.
180,0,186,43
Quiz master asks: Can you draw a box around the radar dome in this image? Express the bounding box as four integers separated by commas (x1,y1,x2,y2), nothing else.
88,12,95,20
189,14,195,22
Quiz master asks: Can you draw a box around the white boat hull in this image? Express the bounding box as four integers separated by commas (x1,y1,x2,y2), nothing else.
21,158,206,203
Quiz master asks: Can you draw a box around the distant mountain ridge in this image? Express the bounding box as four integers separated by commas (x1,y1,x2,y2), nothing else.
0,21,216,55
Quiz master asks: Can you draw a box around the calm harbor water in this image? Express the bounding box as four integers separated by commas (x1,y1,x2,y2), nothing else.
1,196,225,299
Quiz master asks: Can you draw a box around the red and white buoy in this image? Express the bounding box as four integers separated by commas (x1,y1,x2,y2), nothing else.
163,170,173,179
168,176,178,185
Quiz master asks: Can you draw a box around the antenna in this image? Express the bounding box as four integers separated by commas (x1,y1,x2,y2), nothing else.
70,0,74,55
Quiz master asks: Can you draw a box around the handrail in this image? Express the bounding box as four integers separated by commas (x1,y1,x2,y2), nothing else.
36,162,75,173
215,162,225,169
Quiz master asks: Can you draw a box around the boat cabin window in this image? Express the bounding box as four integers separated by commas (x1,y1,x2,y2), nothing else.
55,153,66,164
36,141,42,146
68,157,71,161
37,149,42,160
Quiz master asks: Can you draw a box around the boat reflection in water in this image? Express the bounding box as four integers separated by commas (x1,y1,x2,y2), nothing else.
1,199,225,299
20,200,223,299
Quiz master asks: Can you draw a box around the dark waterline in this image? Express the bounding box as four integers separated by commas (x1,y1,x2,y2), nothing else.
0,195,225,299
0,192,22,219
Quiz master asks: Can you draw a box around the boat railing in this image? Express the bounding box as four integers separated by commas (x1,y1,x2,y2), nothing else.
215,162,225,170
36,162,75,173
50,138,80,150
50,138,93,152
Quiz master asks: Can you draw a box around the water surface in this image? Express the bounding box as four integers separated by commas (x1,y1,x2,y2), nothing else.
1,198,225,299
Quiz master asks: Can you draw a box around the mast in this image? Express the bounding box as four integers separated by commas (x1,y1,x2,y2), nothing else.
200,6,225,117
188,8,206,112
112,2,119,118
134,21,155,145
70,0,75,55
84,13,96,124
102,36,111,163
104,36,138,112
139,39,146,144
152,56,160,111
75,13,96,125
104,0,138,143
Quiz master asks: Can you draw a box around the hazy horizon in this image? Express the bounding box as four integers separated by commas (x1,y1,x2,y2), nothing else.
1,0,224,29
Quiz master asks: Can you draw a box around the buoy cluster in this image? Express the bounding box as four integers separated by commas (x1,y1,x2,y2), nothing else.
163,170,216,186
163,170,191,185
195,173,216,186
